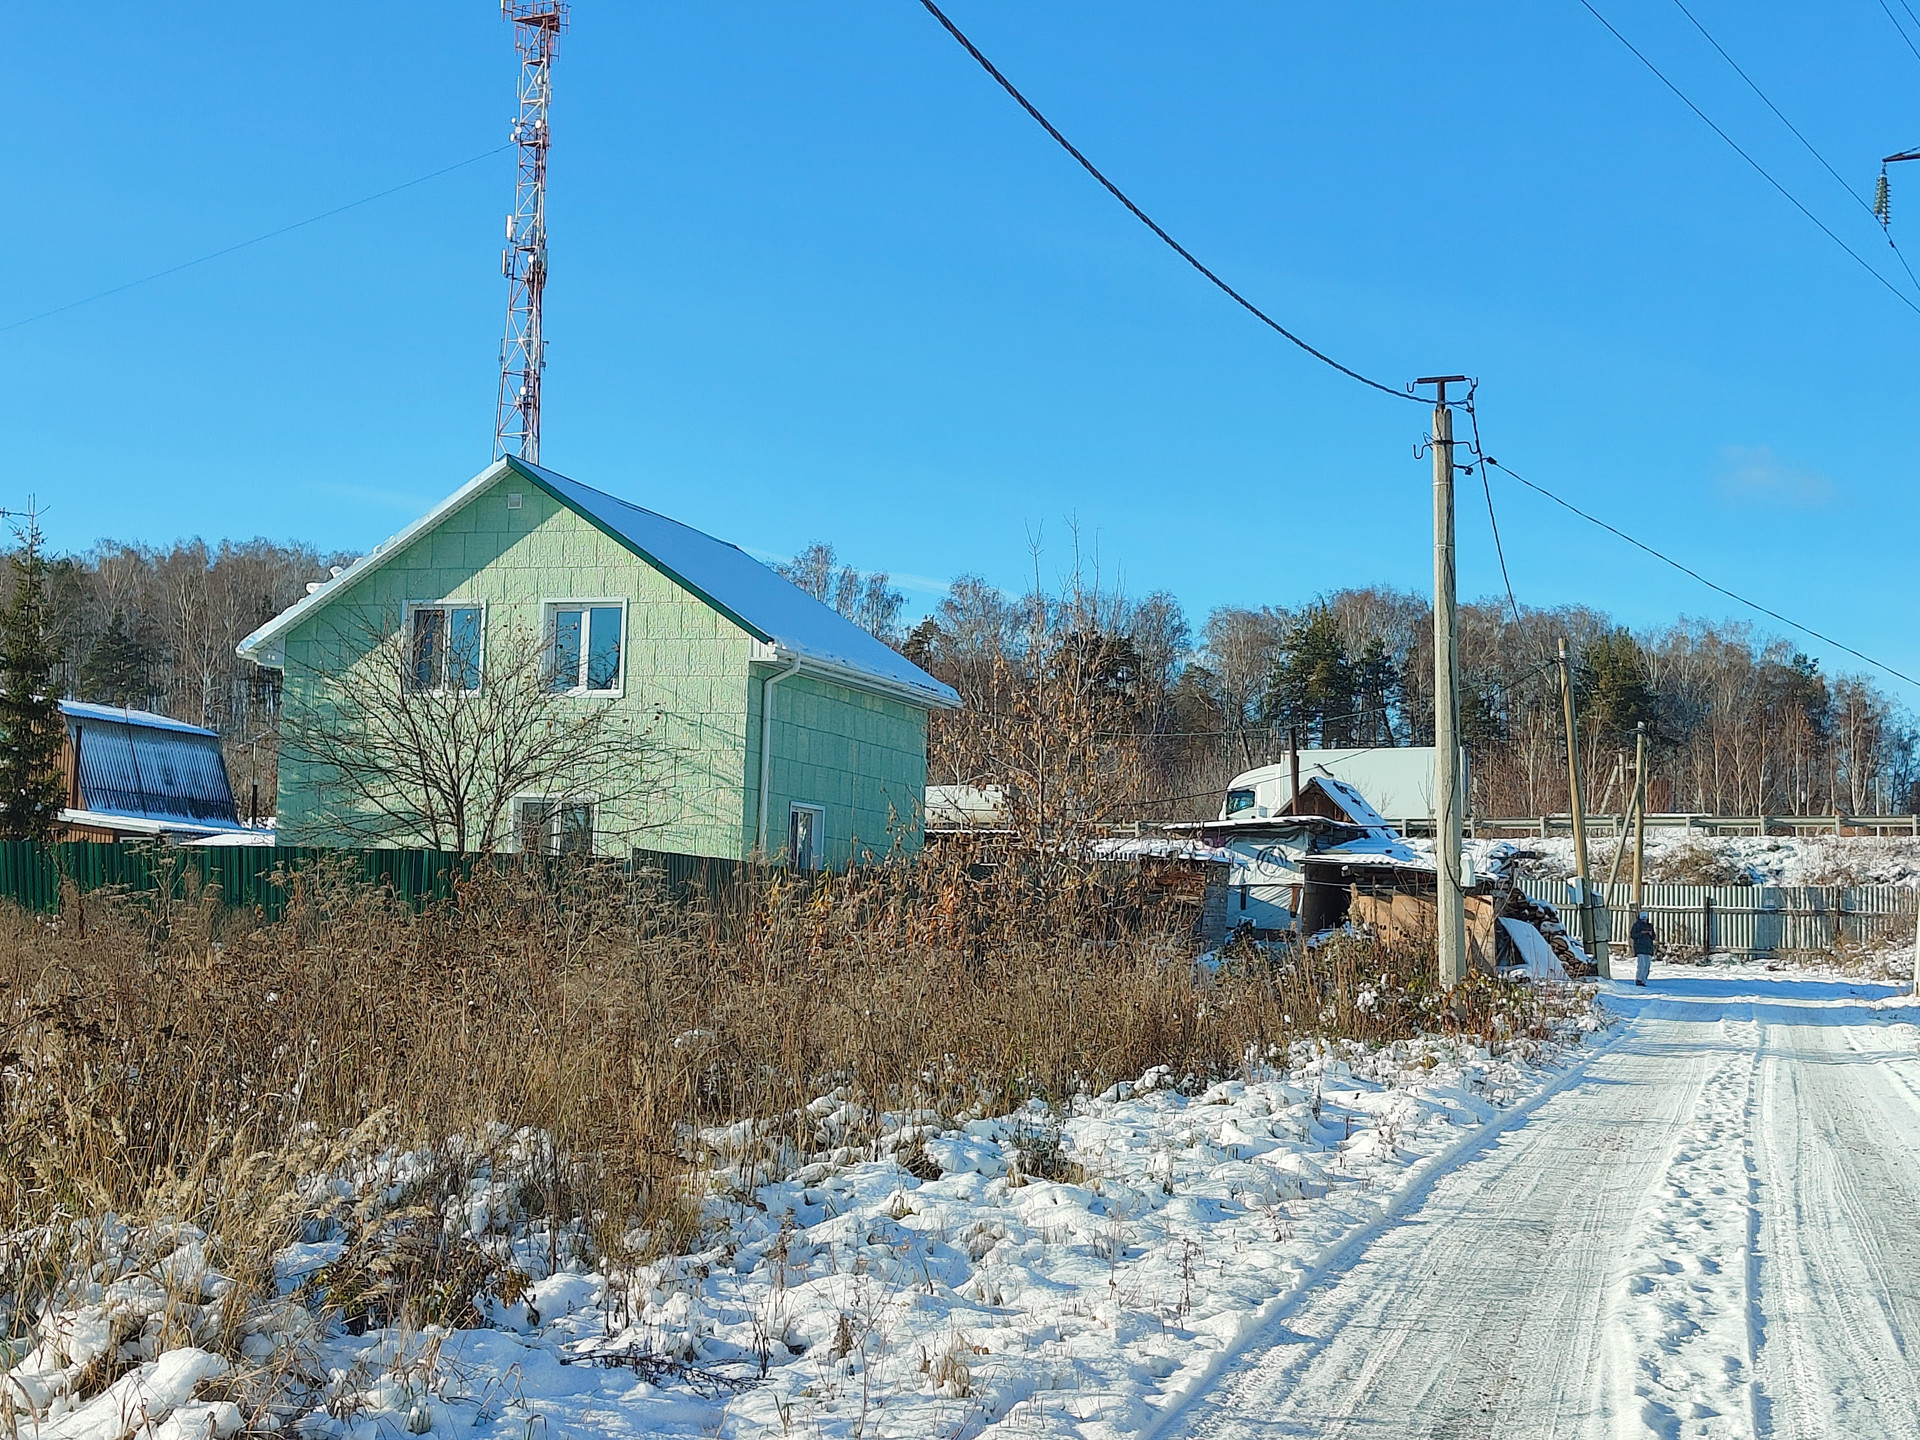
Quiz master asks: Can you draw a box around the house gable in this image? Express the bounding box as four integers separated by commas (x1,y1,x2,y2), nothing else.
273,472,759,859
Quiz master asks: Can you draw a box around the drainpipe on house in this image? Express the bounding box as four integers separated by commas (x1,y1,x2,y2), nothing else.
755,654,803,859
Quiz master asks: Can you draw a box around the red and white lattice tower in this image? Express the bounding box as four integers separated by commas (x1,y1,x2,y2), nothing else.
494,1,567,463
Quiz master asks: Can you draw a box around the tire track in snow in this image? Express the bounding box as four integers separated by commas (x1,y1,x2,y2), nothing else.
1155,974,1920,1440
1751,1016,1920,1439
1600,1010,1764,1440
1161,1007,1707,1439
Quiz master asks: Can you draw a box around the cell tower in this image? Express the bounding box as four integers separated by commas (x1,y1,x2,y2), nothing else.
494,0,567,464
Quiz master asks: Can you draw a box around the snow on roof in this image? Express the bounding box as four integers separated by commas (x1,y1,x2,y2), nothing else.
60,700,219,738
238,457,958,709
1317,828,1427,868
1310,776,1392,829
58,808,248,837
1092,836,1232,864
523,462,956,706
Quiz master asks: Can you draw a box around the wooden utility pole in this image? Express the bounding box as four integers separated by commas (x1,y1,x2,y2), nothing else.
1289,727,1301,813
1557,637,1600,974
1630,721,1649,918
1420,376,1469,987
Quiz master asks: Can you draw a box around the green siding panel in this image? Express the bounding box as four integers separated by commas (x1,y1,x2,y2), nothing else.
745,671,928,867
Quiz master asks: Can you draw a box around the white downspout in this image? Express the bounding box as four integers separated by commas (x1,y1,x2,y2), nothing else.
756,653,803,858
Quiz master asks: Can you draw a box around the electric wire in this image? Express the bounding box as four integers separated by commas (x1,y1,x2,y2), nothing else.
916,5,1918,701
1878,0,1920,67
3,145,512,334
1480,453,1920,689
1578,0,1920,317
1669,0,1920,298
915,0,1421,404
1460,390,1526,631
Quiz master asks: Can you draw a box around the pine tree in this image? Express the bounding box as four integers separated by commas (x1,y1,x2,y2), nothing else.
1261,610,1356,745
0,511,65,839
78,611,151,707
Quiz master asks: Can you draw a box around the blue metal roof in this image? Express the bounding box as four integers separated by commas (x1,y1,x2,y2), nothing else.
60,699,221,738
63,705,241,828
517,461,959,706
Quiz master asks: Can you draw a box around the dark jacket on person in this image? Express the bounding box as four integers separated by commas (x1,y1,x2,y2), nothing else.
1630,916,1657,955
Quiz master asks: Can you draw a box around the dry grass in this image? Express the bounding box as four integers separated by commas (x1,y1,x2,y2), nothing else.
0,848,1582,1346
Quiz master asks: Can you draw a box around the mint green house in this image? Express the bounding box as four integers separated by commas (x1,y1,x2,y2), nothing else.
236,457,959,866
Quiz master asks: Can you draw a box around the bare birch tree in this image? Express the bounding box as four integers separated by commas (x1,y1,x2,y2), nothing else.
281,615,670,855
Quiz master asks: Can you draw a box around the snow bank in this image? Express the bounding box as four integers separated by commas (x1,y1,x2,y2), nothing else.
1519,832,1920,888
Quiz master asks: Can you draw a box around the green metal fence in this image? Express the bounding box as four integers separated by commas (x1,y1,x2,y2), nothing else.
0,842,482,919
0,841,752,919
1520,877,1918,956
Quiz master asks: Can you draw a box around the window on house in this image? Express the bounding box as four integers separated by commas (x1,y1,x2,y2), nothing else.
548,603,623,693
518,798,595,856
408,605,483,693
789,803,825,873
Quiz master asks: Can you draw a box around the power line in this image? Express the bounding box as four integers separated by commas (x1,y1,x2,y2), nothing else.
2,145,511,335
916,0,1421,404
1577,0,1920,317
1668,0,1920,297
916,5,1919,697
1480,453,1920,690
1878,0,1920,68
1459,390,1525,631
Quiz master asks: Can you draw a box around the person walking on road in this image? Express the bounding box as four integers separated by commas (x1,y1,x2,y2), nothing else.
1630,910,1656,986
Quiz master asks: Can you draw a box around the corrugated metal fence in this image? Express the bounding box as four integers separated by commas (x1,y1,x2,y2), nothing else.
1520,878,1916,955
0,842,748,919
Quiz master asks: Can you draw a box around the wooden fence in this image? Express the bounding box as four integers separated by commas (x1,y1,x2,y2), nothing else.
0,841,748,919
1519,877,1916,956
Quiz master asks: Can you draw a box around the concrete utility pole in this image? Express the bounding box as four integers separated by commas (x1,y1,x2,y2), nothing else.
1557,637,1600,974
1420,376,1469,987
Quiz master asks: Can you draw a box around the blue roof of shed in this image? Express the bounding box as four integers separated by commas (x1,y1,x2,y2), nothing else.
62,703,242,828
60,699,220,738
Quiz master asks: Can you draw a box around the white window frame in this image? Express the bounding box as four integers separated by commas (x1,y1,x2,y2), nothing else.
543,597,628,697
788,802,826,873
404,600,487,696
514,794,597,857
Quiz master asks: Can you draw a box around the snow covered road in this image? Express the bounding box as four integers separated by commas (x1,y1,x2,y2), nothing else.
1166,968,1920,1440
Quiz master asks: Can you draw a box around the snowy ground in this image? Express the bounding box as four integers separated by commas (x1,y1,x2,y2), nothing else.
16,964,1920,1439
1165,962,1920,1439
1517,830,1920,888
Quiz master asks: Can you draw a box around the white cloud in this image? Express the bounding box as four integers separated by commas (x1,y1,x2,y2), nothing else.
1718,445,1834,506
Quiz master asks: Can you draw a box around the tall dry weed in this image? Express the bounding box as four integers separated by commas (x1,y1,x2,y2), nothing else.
0,846,1573,1285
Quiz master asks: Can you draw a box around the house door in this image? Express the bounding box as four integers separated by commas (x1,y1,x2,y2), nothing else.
789,803,824,872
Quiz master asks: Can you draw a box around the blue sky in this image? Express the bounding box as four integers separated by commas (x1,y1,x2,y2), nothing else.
18,3,1920,685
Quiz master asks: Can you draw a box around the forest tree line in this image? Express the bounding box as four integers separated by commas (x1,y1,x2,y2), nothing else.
31,534,1920,822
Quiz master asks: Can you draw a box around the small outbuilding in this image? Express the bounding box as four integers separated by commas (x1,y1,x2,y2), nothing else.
55,701,250,843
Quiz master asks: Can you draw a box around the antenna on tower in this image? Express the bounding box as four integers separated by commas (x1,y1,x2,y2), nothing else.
494,0,567,465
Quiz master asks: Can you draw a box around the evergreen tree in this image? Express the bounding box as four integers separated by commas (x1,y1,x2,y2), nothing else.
1261,610,1356,745
0,512,64,839
78,610,150,707
1350,636,1400,744
1579,628,1657,746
